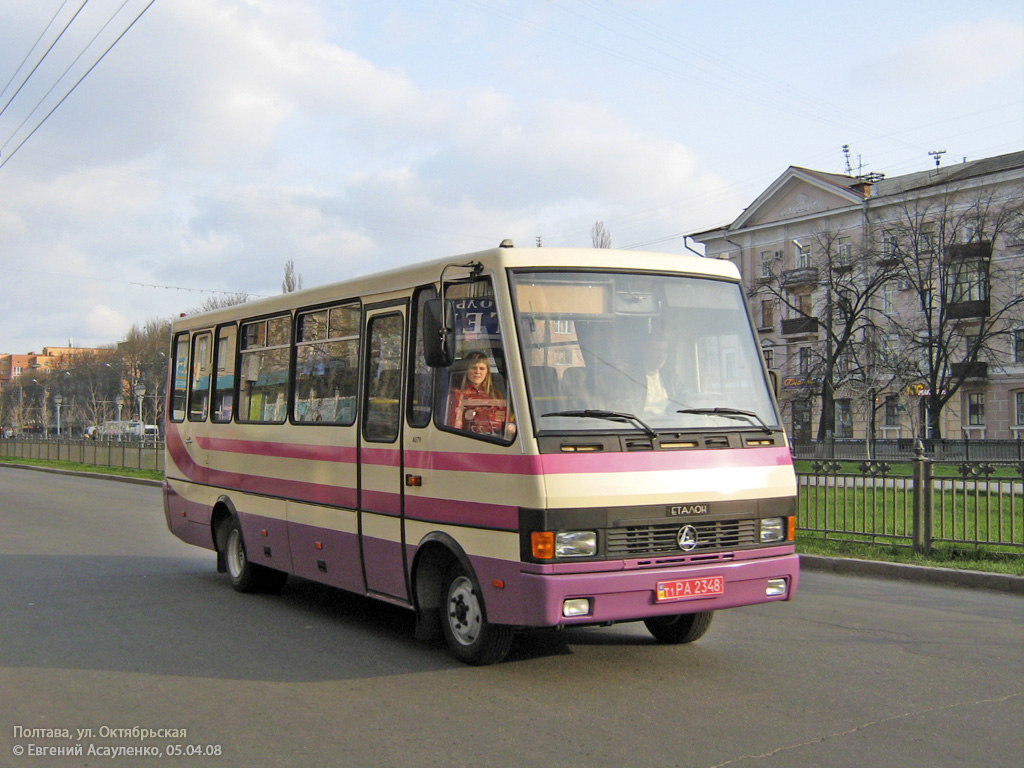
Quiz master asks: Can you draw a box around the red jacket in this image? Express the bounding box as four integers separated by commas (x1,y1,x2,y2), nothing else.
448,385,507,436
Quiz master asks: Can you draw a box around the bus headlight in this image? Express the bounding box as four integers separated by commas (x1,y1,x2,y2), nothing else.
760,517,785,543
555,531,597,558
531,531,598,559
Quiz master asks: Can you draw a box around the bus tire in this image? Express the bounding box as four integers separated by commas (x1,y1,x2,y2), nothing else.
440,563,514,665
644,610,714,644
222,517,288,594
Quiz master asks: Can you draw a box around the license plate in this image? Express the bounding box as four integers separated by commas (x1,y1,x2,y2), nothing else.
656,575,725,602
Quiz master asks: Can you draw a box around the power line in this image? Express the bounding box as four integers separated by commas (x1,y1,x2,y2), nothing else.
0,0,155,170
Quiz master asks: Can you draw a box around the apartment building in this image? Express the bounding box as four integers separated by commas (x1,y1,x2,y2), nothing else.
691,150,1024,443
0,347,103,388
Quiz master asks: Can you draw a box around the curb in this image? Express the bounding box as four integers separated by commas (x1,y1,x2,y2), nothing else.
800,554,1024,595
0,461,162,487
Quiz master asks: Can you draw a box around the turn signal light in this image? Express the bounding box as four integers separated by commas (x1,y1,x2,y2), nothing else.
787,516,796,541
531,531,555,559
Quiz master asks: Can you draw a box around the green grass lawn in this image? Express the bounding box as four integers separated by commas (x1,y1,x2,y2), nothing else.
0,456,162,483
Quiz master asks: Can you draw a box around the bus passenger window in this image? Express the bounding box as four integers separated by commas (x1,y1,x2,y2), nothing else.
170,334,189,422
188,332,212,421
294,304,360,425
212,325,237,423
238,315,291,423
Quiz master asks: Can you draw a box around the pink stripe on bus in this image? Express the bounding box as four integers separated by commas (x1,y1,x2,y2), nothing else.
175,426,791,478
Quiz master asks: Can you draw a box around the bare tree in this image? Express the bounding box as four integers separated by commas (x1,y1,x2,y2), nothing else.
754,226,893,440
189,292,250,314
591,221,612,249
875,184,1024,438
283,259,303,292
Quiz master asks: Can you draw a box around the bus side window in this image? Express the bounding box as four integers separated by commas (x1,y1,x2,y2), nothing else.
294,303,360,425
408,286,436,429
211,324,237,423
170,333,189,423
238,315,291,423
188,332,212,421
363,313,404,442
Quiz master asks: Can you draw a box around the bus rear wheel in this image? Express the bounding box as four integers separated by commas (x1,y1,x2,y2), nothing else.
644,610,714,644
441,564,514,665
222,517,288,594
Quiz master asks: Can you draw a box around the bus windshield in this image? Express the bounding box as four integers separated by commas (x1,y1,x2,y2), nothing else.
511,270,778,434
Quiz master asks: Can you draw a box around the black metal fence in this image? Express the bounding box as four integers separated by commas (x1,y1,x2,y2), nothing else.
793,437,1024,462
0,437,164,472
797,445,1024,554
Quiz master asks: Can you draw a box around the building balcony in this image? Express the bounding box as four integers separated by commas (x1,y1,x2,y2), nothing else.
947,298,990,319
945,240,992,262
781,316,818,335
951,361,987,380
780,267,819,287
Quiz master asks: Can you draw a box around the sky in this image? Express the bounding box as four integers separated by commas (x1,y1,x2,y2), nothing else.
1,0,1022,354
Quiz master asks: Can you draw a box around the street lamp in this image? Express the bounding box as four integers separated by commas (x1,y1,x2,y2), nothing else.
135,384,147,440
55,396,63,438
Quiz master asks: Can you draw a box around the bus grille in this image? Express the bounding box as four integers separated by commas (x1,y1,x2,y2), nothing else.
606,519,757,557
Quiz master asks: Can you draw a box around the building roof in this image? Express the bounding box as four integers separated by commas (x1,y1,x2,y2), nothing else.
692,149,1024,238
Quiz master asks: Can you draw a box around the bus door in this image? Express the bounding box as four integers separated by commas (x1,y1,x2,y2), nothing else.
359,303,410,601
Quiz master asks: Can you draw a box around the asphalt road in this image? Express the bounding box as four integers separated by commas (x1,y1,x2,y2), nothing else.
1,466,1022,768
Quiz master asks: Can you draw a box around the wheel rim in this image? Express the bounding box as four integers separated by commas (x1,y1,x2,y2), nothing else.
446,575,482,647
226,528,245,579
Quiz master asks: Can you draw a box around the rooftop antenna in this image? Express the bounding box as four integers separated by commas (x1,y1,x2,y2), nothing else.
928,149,946,169
842,145,852,175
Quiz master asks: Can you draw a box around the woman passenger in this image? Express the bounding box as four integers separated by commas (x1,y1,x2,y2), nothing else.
447,351,509,436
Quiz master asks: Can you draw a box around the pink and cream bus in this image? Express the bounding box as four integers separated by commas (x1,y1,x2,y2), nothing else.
163,241,798,664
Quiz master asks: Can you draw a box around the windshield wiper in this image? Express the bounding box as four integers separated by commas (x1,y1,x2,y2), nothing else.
542,409,658,438
676,407,773,434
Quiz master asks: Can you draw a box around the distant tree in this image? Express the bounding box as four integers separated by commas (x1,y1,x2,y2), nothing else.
117,318,173,426
591,221,612,249
283,259,303,293
189,292,250,314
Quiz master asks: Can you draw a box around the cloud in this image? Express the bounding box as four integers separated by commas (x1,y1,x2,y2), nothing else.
858,20,1024,92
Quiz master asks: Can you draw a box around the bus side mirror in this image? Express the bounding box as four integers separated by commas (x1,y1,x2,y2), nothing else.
768,369,780,398
423,298,455,367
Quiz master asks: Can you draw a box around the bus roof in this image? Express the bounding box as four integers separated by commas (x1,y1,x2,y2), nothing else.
171,243,739,329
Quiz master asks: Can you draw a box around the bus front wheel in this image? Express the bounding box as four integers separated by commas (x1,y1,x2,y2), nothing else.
441,564,514,665
644,610,714,644
222,517,288,594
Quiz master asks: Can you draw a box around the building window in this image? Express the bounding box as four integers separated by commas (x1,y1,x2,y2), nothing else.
798,347,811,375
762,345,774,370
1016,392,1024,426
835,399,853,438
881,283,897,313
552,319,574,335
759,251,775,279
967,392,985,426
836,237,851,266
882,232,899,258
949,259,988,304
795,242,812,269
1015,329,1024,364
884,395,900,427
760,300,774,329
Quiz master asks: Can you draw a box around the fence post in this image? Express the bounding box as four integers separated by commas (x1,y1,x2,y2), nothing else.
912,438,933,554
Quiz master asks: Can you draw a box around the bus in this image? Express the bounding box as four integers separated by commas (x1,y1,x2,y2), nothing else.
163,241,798,664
